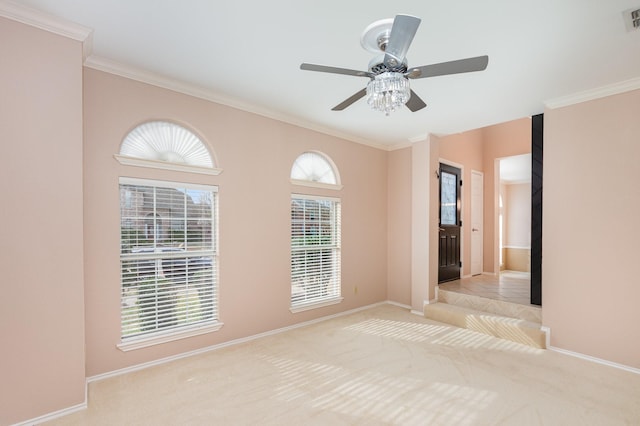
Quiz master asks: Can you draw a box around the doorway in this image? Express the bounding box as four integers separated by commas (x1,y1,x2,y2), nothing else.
438,163,461,283
498,154,531,276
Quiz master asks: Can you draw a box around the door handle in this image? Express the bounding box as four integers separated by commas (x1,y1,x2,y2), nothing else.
439,227,445,232
472,228,479,232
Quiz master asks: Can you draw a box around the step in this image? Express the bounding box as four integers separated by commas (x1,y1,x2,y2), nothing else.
424,302,547,349
437,288,541,323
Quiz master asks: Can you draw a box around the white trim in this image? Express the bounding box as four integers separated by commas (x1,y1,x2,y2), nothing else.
90,301,390,383
114,154,223,175
291,192,341,203
408,134,429,143
290,296,344,313
117,322,224,352
541,326,551,349
14,401,87,426
290,179,343,191
84,56,393,152
548,345,640,375
0,0,93,42
388,141,413,151
503,179,531,185
503,245,531,250
119,176,219,192
544,76,640,109
412,297,436,315
386,300,412,310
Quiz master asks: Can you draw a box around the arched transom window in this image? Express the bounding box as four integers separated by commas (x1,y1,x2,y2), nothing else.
290,151,342,190
115,121,221,175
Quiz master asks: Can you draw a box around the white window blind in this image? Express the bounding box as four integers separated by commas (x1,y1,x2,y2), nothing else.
291,195,341,308
119,178,218,341
290,152,338,184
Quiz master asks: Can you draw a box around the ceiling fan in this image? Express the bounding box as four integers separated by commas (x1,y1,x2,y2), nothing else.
300,14,489,115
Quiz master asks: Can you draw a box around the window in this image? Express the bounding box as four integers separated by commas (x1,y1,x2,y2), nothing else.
115,121,222,175
119,177,219,348
290,151,343,190
291,195,341,311
289,151,342,312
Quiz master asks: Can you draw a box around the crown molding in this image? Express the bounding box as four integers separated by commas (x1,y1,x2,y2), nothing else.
387,141,413,151
545,76,640,109
84,56,396,152
0,0,92,42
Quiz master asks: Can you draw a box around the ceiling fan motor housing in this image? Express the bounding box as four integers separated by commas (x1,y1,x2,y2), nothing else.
368,54,408,75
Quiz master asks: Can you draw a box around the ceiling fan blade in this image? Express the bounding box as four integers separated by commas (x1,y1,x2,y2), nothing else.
409,55,489,79
384,15,421,68
300,63,372,78
406,90,427,112
331,88,367,111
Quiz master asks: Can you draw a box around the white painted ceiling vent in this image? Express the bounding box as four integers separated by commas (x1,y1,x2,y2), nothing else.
623,8,640,31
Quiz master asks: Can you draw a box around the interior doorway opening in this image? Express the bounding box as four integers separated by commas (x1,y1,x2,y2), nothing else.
498,154,531,282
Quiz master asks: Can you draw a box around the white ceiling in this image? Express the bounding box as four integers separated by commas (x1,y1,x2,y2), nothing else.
16,0,640,149
500,154,531,184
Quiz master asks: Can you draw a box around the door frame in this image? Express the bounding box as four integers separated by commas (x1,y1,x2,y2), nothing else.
439,158,464,280
470,170,484,276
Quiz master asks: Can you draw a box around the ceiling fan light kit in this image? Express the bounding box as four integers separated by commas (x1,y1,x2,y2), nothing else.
366,72,411,115
300,14,489,115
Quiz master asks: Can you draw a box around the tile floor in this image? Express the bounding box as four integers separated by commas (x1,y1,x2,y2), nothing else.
438,271,532,306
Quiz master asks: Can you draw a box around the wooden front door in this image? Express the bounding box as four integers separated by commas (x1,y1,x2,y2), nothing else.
439,163,462,283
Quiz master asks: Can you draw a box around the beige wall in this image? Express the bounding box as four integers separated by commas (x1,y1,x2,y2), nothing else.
504,248,530,272
504,183,531,248
439,129,484,276
387,148,412,305
543,89,640,368
482,119,532,273
82,68,389,376
437,118,530,275
0,17,86,424
5,7,640,423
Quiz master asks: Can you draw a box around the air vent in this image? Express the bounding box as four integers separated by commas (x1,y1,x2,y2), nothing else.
623,8,640,31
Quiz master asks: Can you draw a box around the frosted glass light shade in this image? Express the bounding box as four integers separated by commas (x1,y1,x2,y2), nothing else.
120,121,214,168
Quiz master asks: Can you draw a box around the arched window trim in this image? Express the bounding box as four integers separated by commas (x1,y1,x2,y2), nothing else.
290,151,343,191
114,120,222,176
114,154,222,175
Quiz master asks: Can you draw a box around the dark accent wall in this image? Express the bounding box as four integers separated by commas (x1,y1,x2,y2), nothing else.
531,114,543,305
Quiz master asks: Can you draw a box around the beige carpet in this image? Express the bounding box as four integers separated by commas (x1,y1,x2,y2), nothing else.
46,304,640,425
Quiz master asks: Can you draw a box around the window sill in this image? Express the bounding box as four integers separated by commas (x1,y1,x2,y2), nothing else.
290,296,343,313
117,321,224,352
290,179,343,191
114,154,223,176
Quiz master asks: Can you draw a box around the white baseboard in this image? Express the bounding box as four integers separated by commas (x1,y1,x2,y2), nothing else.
89,300,393,383
548,345,640,375
28,301,638,425
386,300,411,310
15,401,87,426
18,300,401,424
